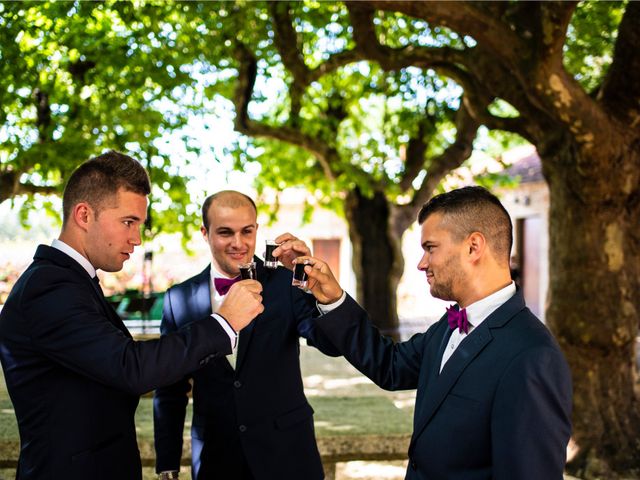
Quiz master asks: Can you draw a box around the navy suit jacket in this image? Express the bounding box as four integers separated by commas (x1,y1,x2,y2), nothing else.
0,245,232,480
315,291,572,480
153,259,339,480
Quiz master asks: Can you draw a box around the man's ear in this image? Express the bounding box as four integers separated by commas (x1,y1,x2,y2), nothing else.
467,231,486,262
72,202,92,232
200,225,208,240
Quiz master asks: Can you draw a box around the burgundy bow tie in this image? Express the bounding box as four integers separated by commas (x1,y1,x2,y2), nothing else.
214,276,240,296
447,305,469,334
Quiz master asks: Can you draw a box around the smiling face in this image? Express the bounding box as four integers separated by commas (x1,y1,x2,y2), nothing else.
417,212,467,302
84,188,148,272
202,202,258,278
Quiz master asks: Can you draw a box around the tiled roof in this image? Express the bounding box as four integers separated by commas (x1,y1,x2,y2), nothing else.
504,147,544,183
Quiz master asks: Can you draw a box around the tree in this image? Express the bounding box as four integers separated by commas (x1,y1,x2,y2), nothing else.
202,2,511,337
211,1,639,476
0,1,217,238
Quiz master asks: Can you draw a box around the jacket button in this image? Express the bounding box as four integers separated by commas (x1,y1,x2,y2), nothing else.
233,380,242,388
239,425,247,433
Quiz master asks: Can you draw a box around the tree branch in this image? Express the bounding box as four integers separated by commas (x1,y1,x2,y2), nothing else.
269,2,311,85
347,4,469,70
268,2,360,123
599,2,640,128
0,170,58,203
33,88,51,143
537,2,578,63
232,42,337,180
391,100,481,235
347,1,523,65
398,107,435,193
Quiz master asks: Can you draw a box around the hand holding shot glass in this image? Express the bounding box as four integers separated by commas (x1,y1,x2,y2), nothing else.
269,233,312,270
290,256,344,304
292,259,311,289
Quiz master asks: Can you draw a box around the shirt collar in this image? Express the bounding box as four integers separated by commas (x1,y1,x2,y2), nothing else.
209,263,238,281
51,238,97,279
464,281,516,329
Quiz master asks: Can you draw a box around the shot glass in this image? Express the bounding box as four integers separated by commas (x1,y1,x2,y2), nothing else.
264,240,279,269
292,259,311,289
238,261,257,280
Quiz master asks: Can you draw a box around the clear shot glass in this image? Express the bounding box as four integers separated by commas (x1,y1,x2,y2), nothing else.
264,240,279,269
292,259,311,289
238,261,257,280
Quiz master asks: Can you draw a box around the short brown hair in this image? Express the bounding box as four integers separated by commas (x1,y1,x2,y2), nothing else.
201,191,257,231
418,186,513,264
62,150,150,225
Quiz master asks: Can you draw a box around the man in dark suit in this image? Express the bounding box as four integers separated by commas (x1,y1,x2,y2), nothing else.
0,152,262,480
153,190,338,480
301,186,573,479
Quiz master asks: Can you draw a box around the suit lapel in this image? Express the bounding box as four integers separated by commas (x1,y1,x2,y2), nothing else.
410,291,527,450
412,324,492,447
89,277,132,338
191,267,213,319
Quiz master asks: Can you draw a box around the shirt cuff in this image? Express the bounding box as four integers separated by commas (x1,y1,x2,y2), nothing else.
317,290,347,314
211,313,238,350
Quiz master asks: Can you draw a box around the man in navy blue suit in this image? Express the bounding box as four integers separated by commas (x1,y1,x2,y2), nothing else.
0,152,262,480
301,186,573,479
153,190,339,480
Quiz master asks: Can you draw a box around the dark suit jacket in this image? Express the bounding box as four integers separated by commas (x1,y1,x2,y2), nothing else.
315,291,572,480
0,245,233,480
153,259,339,480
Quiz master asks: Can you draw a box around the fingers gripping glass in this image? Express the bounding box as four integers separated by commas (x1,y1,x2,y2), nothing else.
292,259,311,289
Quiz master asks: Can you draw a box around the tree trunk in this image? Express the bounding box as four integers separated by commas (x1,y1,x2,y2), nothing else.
344,188,404,340
542,137,640,478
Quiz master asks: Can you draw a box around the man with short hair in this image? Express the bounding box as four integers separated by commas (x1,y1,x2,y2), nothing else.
0,151,262,480
302,186,573,479
153,190,339,480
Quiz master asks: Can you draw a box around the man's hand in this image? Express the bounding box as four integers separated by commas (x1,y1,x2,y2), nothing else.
295,256,344,305
272,232,311,270
217,280,264,331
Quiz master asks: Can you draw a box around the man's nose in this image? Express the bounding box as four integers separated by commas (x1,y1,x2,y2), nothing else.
231,233,242,247
131,227,142,246
417,253,428,271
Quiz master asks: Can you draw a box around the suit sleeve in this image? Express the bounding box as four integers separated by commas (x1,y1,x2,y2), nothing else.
153,289,192,473
491,345,572,480
314,294,430,391
291,287,342,357
21,267,230,396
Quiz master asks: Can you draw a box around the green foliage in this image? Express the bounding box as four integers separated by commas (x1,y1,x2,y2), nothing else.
1,0,624,235
0,1,207,238
564,1,626,93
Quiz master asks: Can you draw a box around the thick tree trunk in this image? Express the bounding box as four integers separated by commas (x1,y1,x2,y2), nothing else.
542,138,640,478
344,188,404,340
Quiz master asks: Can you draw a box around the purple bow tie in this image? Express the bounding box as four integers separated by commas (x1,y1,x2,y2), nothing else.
214,276,240,296
447,305,469,334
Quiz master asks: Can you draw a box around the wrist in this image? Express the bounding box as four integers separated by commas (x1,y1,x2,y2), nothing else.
323,289,344,305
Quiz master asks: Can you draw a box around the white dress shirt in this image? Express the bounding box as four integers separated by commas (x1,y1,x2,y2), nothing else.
440,282,516,372
209,265,240,368
52,239,96,278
